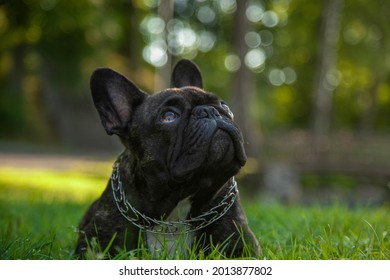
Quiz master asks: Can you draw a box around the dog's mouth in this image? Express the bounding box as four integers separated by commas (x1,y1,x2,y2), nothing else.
213,119,247,166
170,117,246,182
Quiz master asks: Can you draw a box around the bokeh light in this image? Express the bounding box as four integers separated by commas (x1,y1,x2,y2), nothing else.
246,1,264,23
245,48,266,71
262,11,279,28
245,31,261,48
142,39,168,67
268,67,297,86
217,0,237,14
197,5,216,24
198,31,216,52
224,54,241,72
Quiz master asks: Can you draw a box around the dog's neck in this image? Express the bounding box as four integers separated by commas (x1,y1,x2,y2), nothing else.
110,155,238,235
116,150,235,215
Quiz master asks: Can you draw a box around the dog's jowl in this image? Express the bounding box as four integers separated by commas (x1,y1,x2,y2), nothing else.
75,59,260,258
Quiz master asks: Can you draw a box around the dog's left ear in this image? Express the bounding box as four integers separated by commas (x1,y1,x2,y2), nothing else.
171,59,203,89
90,68,146,136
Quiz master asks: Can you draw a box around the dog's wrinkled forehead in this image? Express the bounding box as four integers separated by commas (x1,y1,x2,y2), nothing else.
171,87,219,104
140,86,220,116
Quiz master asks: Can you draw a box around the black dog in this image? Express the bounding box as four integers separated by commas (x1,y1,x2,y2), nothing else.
75,59,260,258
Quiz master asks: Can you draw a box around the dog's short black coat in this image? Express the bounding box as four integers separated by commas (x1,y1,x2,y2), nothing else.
75,59,260,258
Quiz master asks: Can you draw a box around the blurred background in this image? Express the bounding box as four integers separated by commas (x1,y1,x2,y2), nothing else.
1,0,389,205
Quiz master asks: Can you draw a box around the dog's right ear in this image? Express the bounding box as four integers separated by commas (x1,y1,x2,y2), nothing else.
90,68,146,136
171,59,203,89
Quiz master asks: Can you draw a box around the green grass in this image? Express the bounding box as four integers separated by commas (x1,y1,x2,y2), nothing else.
247,203,389,259
0,166,389,260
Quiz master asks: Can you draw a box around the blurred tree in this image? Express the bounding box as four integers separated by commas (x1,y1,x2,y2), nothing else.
155,0,173,91
311,0,343,136
337,0,390,133
1,0,390,149
0,0,148,147
232,0,261,161
0,1,31,138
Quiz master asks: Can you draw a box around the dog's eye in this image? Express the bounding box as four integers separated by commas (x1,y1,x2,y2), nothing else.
160,111,179,123
220,102,234,119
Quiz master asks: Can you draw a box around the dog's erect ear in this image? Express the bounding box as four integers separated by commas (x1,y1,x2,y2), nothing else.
171,59,203,89
90,68,146,136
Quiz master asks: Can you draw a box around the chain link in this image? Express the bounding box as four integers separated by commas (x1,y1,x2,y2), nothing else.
111,162,238,234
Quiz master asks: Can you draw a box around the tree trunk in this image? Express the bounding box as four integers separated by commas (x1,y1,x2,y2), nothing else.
232,0,261,160
155,0,173,91
127,1,143,72
231,0,262,190
311,0,343,136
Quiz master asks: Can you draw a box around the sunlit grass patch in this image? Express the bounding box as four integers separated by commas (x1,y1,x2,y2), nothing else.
0,164,110,259
0,167,108,203
0,164,111,259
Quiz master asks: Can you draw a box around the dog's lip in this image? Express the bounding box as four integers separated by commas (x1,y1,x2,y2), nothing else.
215,119,247,166
170,118,246,181
171,169,195,183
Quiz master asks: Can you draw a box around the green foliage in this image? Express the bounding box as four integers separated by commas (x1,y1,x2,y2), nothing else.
1,0,390,141
0,167,388,260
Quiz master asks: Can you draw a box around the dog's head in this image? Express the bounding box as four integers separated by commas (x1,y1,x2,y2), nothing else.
91,60,246,199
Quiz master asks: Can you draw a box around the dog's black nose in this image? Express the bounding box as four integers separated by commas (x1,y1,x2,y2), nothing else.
193,105,221,120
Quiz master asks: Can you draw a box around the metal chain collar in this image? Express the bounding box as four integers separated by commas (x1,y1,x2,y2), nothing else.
110,162,238,235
